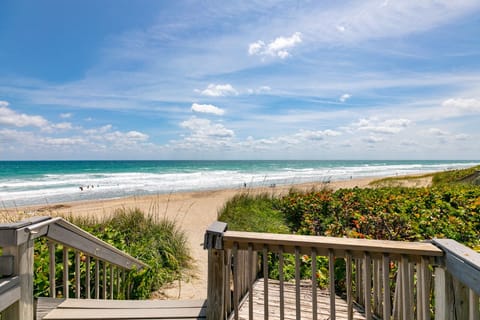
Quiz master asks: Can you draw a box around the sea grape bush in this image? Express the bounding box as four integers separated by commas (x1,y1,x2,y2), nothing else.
278,185,480,248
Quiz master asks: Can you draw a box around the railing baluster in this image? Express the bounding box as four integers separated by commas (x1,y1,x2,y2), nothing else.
225,248,231,316
346,251,353,320
401,255,411,320
110,264,114,299
63,246,69,298
417,256,428,320
122,268,127,300
469,289,479,320
373,258,381,314
356,258,364,305
263,244,269,320
363,252,372,320
75,251,81,298
329,249,335,320
95,258,100,299
233,242,239,320
102,261,107,299
382,254,391,319
279,245,285,320
248,243,254,320
48,241,56,298
116,267,120,299
393,261,402,320
86,256,91,299
311,248,317,320
295,246,301,320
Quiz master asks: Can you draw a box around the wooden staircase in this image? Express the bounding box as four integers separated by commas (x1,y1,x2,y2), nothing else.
36,298,206,320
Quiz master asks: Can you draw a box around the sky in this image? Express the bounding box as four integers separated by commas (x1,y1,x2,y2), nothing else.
1,0,480,160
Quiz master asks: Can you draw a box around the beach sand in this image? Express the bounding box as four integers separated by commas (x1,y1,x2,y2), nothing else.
1,174,432,300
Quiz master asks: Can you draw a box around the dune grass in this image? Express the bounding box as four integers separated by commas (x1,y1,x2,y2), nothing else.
32,208,192,299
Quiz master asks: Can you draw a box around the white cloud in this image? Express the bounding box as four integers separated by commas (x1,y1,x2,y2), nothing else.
0,102,49,128
248,32,302,59
191,103,225,116
295,129,342,141
84,124,113,135
52,122,73,130
125,131,149,141
455,133,469,140
41,137,86,146
363,135,384,143
441,98,480,117
339,93,351,102
428,128,448,136
60,113,72,119
248,41,265,55
198,84,238,97
354,117,411,134
180,117,234,139
172,117,235,151
247,86,271,94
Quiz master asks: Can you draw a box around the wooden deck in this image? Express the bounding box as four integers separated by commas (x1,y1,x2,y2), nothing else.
238,279,367,320
36,298,207,319
36,279,366,320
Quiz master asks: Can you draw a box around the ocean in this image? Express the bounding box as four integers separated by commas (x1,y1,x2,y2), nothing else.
0,160,478,208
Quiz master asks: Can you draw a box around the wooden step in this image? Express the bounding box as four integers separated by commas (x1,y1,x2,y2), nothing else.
37,298,206,320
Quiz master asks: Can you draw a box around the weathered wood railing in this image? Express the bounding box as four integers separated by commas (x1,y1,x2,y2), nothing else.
205,222,480,320
0,216,147,320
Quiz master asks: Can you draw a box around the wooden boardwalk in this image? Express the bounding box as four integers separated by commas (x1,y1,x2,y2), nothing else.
238,279,367,320
36,298,207,319
36,279,366,319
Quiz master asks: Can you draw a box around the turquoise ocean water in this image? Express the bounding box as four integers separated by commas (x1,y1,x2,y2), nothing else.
0,160,478,207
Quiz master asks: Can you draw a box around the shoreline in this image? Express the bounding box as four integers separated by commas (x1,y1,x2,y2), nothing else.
4,176,384,217
0,173,433,300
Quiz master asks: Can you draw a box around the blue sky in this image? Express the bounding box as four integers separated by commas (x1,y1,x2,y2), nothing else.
1,0,480,160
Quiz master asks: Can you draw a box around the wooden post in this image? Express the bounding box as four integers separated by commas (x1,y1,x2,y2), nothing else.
0,218,47,320
207,248,225,319
1,240,34,320
452,277,469,319
434,266,454,320
204,222,228,320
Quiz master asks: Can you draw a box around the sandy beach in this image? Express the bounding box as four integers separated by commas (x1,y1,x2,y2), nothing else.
1,174,433,300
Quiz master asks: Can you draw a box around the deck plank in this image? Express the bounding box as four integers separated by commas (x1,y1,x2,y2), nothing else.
57,298,206,309
238,279,367,320
37,298,206,320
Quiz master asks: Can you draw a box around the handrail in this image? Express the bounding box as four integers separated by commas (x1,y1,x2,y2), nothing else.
0,276,20,312
0,216,149,319
223,230,444,258
46,218,147,270
205,222,480,320
432,238,480,319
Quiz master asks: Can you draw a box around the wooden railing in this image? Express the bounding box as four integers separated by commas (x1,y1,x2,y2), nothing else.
205,222,480,320
0,216,147,320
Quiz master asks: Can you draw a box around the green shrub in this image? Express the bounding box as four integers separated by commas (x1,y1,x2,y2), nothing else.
218,193,289,233
33,208,191,299
218,171,480,299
